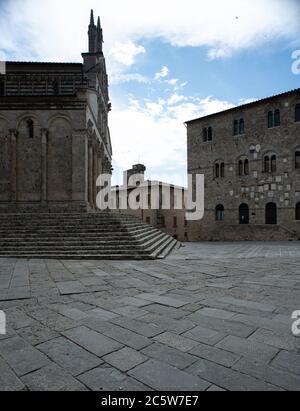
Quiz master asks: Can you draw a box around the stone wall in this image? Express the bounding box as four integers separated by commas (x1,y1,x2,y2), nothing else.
187,90,300,241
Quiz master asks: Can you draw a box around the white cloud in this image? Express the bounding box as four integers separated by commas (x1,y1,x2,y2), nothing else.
167,93,187,105
1,0,299,64
154,66,169,80
166,78,179,86
110,73,149,85
110,41,145,66
110,92,235,185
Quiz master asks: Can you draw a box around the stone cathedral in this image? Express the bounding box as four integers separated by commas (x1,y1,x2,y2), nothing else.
0,11,177,259
0,10,112,213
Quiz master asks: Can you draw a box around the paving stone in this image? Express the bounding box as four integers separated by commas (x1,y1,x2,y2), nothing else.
141,343,198,370
78,366,149,391
56,307,88,321
187,313,257,338
218,297,276,313
0,358,26,391
17,323,59,346
103,347,147,372
57,281,86,295
129,359,210,391
143,303,191,319
182,326,226,346
187,359,279,391
196,308,236,320
216,335,279,363
189,343,241,367
139,313,195,334
154,332,199,352
37,337,102,376
62,326,123,357
233,358,300,391
111,317,167,338
271,351,300,376
112,305,149,319
83,318,152,350
0,336,50,376
118,297,151,307
249,328,297,351
21,363,87,391
85,307,120,321
137,293,188,308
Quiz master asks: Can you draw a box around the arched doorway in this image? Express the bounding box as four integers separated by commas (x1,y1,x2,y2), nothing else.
266,202,277,225
239,204,249,225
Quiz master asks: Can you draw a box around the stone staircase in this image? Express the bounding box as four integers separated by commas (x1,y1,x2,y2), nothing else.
210,224,299,242
0,213,179,260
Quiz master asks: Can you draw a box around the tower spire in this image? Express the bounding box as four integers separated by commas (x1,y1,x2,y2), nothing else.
88,9,97,53
96,16,103,53
90,9,95,26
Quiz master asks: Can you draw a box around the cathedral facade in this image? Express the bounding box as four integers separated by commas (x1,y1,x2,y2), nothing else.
0,10,112,213
186,89,300,241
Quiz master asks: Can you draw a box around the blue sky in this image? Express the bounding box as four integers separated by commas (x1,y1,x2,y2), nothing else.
1,0,300,186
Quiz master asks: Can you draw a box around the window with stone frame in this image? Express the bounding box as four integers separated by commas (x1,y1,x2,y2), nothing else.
274,109,281,127
207,126,213,141
215,204,225,221
239,119,245,135
238,157,249,176
264,153,277,173
214,161,225,178
203,128,208,142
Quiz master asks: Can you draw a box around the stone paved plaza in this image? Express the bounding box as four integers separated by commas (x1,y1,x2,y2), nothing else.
0,242,300,391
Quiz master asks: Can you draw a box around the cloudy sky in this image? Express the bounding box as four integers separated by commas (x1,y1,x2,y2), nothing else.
1,0,300,185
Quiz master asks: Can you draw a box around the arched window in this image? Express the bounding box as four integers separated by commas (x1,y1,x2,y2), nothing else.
271,155,277,173
295,104,300,123
296,203,300,221
239,119,245,135
295,151,300,169
208,127,213,141
220,163,225,178
203,128,208,142
266,202,277,225
274,110,280,127
244,159,249,175
216,204,225,221
264,156,270,173
215,163,220,178
268,111,274,128
26,119,34,138
239,204,249,225
233,120,239,136
238,160,243,176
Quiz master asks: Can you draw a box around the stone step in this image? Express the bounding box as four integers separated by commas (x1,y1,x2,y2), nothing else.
0,212,179,260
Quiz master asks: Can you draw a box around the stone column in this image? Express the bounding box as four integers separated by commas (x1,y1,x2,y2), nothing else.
9,129,18,203
88,138,93,208
41,129,48,203
72,130,89,204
